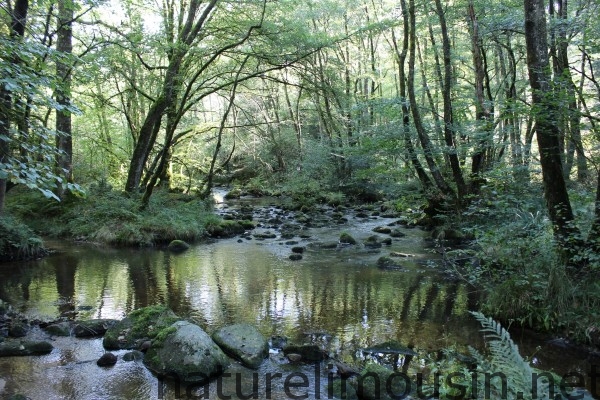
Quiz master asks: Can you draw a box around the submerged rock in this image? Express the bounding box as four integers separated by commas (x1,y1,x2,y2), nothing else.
372,226,391,234
123,350,144,362
0,340,53,356
376,257,404,270
167,240,190,252
144,321,230,383
389,229,406,238
74,319,119,337
212,323,269,369
44,321,72,336
356,363,411,400
282,344,327,362
363,235,382,249
308,241,339,250
289,254,303,261
8,321,28,338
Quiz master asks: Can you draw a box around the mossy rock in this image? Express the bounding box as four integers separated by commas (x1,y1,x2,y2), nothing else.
103,305,179,350
224,188,242,199
372,226,391,234
44,321,72,336
167,240,190,252
208,220,248,238
339,232,357,245
239,220,255,230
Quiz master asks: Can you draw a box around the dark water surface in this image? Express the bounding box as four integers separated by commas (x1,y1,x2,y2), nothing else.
0,195,594,399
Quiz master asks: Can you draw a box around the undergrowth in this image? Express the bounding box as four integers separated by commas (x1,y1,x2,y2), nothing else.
6,183,217,247
0,214,45,261
442,178,600,344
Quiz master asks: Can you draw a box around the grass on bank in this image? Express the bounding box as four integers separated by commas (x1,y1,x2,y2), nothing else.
6,182,219,247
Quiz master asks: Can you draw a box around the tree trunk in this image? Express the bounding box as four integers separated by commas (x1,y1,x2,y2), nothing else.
467,0,492,193
0,0,29,215
434,0,467,200
524,0,579,250
391,2,432,189
55,0,74,198
408,0,454,197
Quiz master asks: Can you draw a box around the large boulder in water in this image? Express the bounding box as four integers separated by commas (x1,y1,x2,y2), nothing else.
144,321,231,383
212,323,268,369
103,305,179,350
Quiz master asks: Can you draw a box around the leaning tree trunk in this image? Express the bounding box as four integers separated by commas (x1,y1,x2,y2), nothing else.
408,0,454,198
524,0,580,254
391,0,432,189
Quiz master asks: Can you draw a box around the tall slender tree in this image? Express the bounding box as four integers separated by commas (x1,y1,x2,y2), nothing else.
55,0,74,198
0,0,29,214
523,0,579,250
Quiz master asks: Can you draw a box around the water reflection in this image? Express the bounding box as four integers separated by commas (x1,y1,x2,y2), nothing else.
0,227,489,399
0,237,481,351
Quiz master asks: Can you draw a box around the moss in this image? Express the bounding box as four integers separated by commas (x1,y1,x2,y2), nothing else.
339,232,357,245
129,305,178,339
152,325,177,348
207,219,253,238
104,305,179,350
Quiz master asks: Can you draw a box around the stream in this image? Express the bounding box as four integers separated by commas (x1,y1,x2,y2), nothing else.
0,190,594,399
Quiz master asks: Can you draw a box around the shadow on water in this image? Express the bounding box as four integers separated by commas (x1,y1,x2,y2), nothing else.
0,194,594,398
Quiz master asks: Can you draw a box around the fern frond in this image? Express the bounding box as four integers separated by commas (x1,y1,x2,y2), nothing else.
470,311,535,397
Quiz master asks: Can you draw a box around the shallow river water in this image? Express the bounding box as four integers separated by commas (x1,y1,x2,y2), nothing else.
0,193,594,399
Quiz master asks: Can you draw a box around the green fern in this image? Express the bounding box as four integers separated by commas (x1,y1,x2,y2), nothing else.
470,311,544,399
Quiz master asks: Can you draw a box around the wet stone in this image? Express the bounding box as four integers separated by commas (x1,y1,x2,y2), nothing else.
97,352,118,367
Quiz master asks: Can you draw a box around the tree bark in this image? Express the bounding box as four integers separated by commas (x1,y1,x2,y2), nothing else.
467,0,492,193
408,0,454,197
434,0,467,200
391,2,431,189
0,0,29,215
55,0,74,198
125,0,218,193
524,0,579,249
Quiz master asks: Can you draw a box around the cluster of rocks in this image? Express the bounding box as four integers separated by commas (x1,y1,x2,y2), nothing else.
0,299,53,357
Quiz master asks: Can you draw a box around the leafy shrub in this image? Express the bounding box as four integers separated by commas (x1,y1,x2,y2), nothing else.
0,214,45,261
